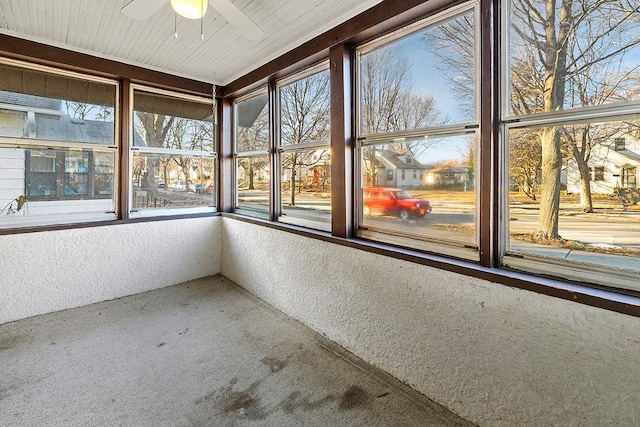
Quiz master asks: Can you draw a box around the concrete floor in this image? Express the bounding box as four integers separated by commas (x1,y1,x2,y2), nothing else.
0,275,474,427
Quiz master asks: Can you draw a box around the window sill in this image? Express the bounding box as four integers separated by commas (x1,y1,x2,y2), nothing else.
222,212,640,317
0,211,221,236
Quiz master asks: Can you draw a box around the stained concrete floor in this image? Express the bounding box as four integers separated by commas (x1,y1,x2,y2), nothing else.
0,275,474,427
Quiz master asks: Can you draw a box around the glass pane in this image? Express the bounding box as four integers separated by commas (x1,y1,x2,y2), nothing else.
131,152,215,210
361,134,476,247
0,63,115,144
0,147,115,224
65,151,90,196
280,149,331,228
94,152,115,197
133,90,214,151
507,0,640,117
507,120,640,272
0,109,27,138
235,93,269,153
358,8,476,135
237,156,269,212
279,69,330,145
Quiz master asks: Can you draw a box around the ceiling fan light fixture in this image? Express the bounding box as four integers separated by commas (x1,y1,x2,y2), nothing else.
170,0,208,19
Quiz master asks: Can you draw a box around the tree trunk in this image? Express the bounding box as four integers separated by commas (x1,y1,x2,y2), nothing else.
570,129,594,213
248,163,255,190
290,169,296,207
536,127,562,239
535,0,572,240
574,155,593,213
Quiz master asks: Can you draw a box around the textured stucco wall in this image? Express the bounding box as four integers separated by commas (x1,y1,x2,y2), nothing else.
0,216,221,324
220,218,640,426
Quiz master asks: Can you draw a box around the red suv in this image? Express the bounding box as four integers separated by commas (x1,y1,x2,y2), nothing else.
363,188,432,220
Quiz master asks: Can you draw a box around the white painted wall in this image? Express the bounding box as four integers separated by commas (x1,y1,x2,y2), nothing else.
220,218,640,426
0,216,221,324
0,148,25,209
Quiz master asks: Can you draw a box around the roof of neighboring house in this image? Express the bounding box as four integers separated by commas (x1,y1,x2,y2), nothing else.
378,150,428,170
0,91,146,145
35,114,145,146
615,149,640,162
36,115,114,144
0,91,62,111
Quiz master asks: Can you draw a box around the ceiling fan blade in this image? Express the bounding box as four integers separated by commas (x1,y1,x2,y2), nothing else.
210,0,264,40
121,0,167,20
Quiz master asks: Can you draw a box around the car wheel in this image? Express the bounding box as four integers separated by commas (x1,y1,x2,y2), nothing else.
398,209,410,220
363,206,371,217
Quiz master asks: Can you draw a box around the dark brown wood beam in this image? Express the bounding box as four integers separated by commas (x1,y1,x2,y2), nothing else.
479,0,498,267
330,44,354,238
118,79,131,220
218,97,234,212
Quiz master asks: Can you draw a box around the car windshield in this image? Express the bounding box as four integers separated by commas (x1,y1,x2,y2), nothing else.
395,190,413,199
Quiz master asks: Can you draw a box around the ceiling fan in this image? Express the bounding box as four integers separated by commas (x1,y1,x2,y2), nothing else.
121,0,264,40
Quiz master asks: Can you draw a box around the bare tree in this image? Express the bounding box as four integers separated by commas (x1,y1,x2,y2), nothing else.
509,0,640,239
135,113,175,194
65,102,113,121
510,129,542,200
422,9,476,116
164,117,214,192
237,102,269,190
359,47,444,186
425,1,640,237
279,71,330,206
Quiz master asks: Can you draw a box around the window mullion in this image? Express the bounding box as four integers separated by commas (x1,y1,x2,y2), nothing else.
330,43,353,238
268,79,278,221
480,0,497,268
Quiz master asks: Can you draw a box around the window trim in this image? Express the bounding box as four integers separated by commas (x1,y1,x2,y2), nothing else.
129,84,216,217
232,87,270,215
353,2,482,260
274,61,332,230
355,1,481,139
499,0,640,293
0,57,120,226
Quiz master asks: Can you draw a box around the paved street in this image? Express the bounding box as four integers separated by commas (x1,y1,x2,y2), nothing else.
239,191,640,269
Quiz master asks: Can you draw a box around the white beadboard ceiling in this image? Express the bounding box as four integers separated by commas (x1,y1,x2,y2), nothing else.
0,0,383,85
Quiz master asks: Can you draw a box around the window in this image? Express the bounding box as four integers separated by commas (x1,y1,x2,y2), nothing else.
621,167,637,189
275,64,331,231
356,2,479,260
130,87,215,217
234,90,269,218
26,150,114,200
591,166,605,182
503,0,640,291
0,60,117,227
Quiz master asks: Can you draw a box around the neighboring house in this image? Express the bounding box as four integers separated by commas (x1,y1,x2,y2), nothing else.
0,91,115,215
372,149,428,189
566,136,640,195
424,166,471,188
